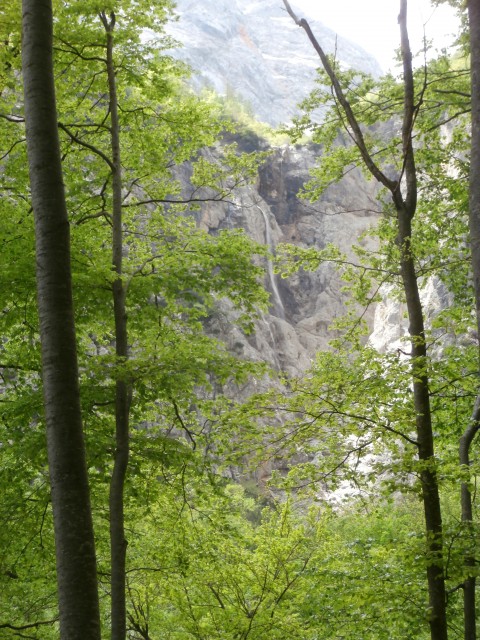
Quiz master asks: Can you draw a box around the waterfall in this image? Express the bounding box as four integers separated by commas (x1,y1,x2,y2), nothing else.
260,313,282,370
255,203,285,320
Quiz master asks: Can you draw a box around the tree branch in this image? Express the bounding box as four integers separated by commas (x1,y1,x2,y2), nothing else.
58,122,114,170
398,0,417,215
282,0,397,193
0,113,25,123
0,619,58,631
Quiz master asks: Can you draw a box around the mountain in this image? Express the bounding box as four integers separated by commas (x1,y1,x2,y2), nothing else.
164,1,383,381
188,134,380,384
168,0,383,126
166,1,414,382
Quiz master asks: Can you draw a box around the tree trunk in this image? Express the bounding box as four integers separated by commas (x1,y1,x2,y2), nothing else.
469,0,480,336
99,12,131,640
21,1,101,638
396,7,447,633
463,3,480,638
397,206,448,640
459,398,480,640
282,1,448,638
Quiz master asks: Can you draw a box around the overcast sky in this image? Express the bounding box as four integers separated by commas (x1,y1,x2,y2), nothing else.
292,0,461,71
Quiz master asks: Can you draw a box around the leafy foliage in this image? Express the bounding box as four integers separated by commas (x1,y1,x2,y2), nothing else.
1,1,479,639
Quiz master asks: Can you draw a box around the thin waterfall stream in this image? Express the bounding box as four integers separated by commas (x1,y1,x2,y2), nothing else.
255,203,285,320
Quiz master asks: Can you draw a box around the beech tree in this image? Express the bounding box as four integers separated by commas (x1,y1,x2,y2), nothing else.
268,1,480,639
2,0,269,636
462,2,480,635
281,1,448,637
21,0,101,637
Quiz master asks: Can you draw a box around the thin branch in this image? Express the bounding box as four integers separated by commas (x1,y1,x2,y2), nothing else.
171,398,197,450
54,38,107,64
208,584,226,609
433,89,471,99
282,0,397,193
58,122,114,170
398,0,417,214
0,137,26,161
74,210,112,226
382,423,419,447
0,363,39,372
423,108,471,134
122,193,235,208
60,121,111,132
0,114,25,123
0,619,58,631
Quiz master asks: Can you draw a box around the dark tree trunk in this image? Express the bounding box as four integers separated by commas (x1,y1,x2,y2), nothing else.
282,1,448,638
459,399,480,640
395,6,447,635
21,1,101,638
469,0,480,336
99,12,130,640
397,205,448,640
462,2,480,638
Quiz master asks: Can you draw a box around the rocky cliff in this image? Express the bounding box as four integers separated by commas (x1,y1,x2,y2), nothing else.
193,135,380,379
168,0,382,126
166,1,387,376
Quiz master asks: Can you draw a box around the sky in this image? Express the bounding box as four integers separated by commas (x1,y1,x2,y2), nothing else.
293,0,461,71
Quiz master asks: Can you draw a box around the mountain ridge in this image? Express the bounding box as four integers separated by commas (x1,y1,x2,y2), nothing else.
168,0,383,126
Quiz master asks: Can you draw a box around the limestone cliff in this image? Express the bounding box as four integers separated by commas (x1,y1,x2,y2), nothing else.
168,0,382,126
165,0,385,375
193,136,380,378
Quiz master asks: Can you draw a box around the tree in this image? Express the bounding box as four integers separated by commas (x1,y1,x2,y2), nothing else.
97,11,131,637
2,0,270,635
281,1,449,637
86,8,266,636
21,0,101,637
460,1,480,637
273,0,480,638
121,474,324,640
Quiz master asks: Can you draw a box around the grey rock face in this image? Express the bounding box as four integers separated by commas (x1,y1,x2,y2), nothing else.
194,139,380,378
168,0,382,126
164,1,385,375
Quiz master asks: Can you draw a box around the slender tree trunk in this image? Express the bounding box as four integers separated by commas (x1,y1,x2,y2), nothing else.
459,398,480,640
99,12,130,640
396,6,447,635
282,1,448,638
22,1,101,638
462,3,480,638
397,205,448,640
469,0,480,332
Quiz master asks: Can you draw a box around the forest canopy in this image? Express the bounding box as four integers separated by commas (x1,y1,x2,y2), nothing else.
1,1,479,640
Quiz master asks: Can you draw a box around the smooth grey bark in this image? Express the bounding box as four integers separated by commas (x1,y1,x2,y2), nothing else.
99,12,131,640
21,1,101,638
282,1,448,639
